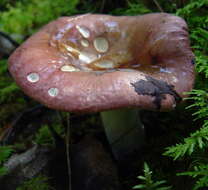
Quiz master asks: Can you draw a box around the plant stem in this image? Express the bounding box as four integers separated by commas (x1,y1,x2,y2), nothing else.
153,0,164,12
101,108,144,161
66,112,71,190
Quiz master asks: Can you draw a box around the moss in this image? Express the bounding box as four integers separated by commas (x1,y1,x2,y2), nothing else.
0,0,79,40
111,1,151,15
0,0,208,189
0,59,27,127
16,175,53,190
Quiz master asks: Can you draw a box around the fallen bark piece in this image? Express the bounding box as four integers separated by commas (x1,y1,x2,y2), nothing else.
0,145,54,190
71,135,120,190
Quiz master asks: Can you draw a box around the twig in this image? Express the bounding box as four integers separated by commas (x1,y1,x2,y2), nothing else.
0,31,19,47
152,0,164,12
66,113,72,190
0,104,46,145
99,0,106,13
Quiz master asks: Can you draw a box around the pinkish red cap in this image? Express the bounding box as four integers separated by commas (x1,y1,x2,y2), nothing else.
8,13,195,112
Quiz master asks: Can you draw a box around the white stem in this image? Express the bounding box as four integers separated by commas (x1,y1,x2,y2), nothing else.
101,108,144,161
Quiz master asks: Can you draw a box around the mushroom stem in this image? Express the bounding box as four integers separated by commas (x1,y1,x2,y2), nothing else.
100,108,144,161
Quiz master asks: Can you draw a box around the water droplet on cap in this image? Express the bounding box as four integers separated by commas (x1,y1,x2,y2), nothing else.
93,37,109,53
172,76,178,83
48,88,59,97
160,68,172,73
76,25,90,38
61,65,80,72
172,103,176,108
79,52,97,63
80,39,89,47
27,73,39,83
95,60,114,69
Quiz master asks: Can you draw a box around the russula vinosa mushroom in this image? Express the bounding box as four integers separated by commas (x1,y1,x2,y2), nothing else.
8,13,195,160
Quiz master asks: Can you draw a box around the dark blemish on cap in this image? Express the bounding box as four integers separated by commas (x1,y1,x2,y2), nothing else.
191,59,195,65
131,76,181,110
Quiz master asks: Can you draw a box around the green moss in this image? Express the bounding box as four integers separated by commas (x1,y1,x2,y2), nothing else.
16,175,53,190
111,1,151,15
0,146,13,177
35,125,54,146
0,0,79,40
0,59,27,127
35,123,64,146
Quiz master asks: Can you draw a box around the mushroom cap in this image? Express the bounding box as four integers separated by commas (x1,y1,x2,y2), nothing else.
8,13,195,112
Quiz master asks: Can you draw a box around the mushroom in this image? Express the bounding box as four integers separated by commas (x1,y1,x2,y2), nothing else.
8,13,195,161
